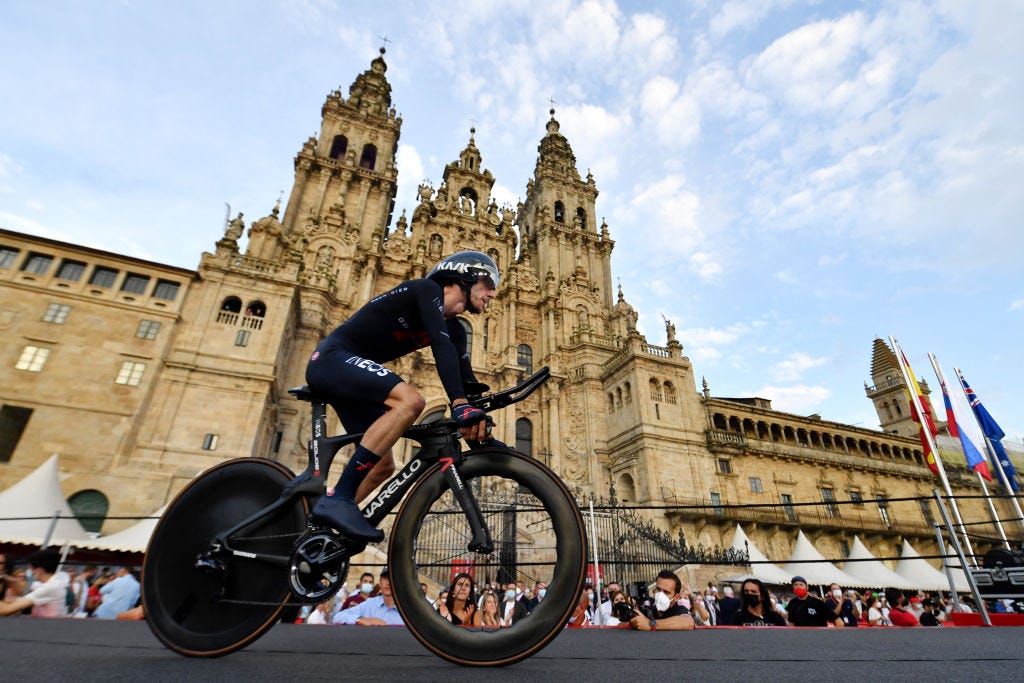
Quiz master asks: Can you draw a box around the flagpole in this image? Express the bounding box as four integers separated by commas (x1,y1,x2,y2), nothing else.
929,354,1011,549
890,337,975,561
955,366,1024,532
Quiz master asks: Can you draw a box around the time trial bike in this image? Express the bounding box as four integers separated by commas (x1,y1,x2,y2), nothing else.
141,366,587,666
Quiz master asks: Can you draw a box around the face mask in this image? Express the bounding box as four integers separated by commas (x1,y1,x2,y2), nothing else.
793,587,809,599
361,582,373,595
654,591,672,613
679,597,691,610
832,589,843,599
516,589,523,598
538,588,547,599
742,593,760,608
705,595,715,603
505,590,516,601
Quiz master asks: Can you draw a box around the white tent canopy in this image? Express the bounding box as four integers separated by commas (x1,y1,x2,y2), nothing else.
720,524,793,585
840,535,915,590
0,454,91,546
893,540,969,592
781,530,866,587
75,506,167,553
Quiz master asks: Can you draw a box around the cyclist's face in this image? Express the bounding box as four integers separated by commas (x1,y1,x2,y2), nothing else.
467,278,496,313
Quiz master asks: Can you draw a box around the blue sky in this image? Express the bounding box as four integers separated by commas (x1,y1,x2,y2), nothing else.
2,1,1022,443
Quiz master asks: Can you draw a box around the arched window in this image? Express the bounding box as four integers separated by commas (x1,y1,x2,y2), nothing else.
516,418,533,457
221,296,242,313
616,473,636,503
68,489,109,534
663,381,677,404
624,382,632,403
607,393,615,413
245,301,266,317
554,201,565,223
459,318,473,361
576,207,586,229
517,344,533,374
359,144,377,170
894,400,902,416
329,135,348,160
649,378,662,401
459,187,478,215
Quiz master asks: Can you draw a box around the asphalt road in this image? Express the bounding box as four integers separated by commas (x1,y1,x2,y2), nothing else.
1,618,1020,681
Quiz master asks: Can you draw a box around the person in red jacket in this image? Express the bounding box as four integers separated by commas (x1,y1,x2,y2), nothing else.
884,587,920,627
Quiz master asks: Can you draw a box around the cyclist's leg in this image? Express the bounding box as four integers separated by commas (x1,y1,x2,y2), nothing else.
306,350,421,540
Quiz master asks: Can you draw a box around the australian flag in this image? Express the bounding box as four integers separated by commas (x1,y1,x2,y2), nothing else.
959,372,1019,492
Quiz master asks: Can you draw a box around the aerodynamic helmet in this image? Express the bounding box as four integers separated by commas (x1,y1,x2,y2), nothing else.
427,250,499,290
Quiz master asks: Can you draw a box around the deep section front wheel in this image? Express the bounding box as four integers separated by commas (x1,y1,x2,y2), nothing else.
389,447,586,666
142,458,308,657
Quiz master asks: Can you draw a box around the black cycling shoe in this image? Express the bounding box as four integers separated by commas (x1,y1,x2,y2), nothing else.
311,495,384,543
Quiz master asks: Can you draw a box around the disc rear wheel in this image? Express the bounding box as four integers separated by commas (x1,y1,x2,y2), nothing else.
142,458,308,657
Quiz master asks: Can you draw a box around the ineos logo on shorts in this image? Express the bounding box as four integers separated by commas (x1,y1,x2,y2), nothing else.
310,351,320,361
344,355,391,377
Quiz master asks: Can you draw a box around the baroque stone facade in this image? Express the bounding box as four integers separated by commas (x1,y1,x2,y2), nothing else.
2,52,1019,573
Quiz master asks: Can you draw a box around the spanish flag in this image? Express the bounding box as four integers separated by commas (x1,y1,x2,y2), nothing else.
899,348,939,475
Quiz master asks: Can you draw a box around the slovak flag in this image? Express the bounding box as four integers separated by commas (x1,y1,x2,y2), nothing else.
958,370,1019,493
933,359,992,480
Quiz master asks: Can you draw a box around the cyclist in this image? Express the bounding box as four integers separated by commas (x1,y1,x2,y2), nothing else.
305,250,499,543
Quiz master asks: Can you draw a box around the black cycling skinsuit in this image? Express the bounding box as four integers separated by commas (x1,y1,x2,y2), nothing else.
306,278,477,433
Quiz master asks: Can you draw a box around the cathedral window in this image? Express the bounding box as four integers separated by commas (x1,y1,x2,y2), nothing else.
89,266,118,288
21,252,53,275
42,303,71,324
329,135,348,160
68,489,108,534
115,361,146,386
649,379,662,402
221,296,242,313
121,273,151,295
554,201,565,223
607,393,614,413
459,318,473,361
56,259,86,281
0,405,32,462
15,346,50,372
517,344,533,374
623,382,632,404
136,320,161,340
515,418,533,457
893,400,902,416
663,381,677,404
235,330,251,347
576,207,586,228
202,433,219,450
359,144,377,169
245,301,266,317
153,280,180,301
0,247,19,269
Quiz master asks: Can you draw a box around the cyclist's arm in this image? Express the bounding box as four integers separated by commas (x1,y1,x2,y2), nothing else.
414,281,466,403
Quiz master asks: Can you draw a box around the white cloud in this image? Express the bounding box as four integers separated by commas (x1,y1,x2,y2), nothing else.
395,144,425,203
689,252,722,280
1010,299,1024,312
775,270,797,284
709,0,793,38
629,174,702,252
640,77,701,147
755,384,832,414
769,352,828,382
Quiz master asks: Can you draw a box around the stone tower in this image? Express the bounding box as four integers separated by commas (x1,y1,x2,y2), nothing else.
865,337,930,437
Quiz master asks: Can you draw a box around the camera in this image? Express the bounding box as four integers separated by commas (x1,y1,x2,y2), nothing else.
613,601,635,622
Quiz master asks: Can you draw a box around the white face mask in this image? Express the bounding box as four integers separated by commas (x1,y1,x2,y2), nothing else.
832,589,843,599
679,597,692,610
654,591,672,613
538,588,547,599
361,582,373,595
505,590,516,601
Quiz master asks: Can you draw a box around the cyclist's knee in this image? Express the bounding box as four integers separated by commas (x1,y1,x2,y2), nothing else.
389,383,426,418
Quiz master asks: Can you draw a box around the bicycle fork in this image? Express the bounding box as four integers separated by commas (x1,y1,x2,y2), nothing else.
439,448,494,555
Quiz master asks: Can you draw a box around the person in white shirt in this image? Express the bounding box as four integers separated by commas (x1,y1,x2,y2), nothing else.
0,548,67,618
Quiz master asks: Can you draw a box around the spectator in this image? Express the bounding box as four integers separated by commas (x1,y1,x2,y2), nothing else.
70,565,97,617
332,570,402,625
500,582,528,626
603,590,630,627
596,581,620,623
919,598,944,627
865,594,887,625
718,585,740,624
437,573,476,625
474,592,502,627
568,587,593,627
420,582,434,607
825,583,860,627
339,572,376,612
732,578,787,627
526,581,548,614
306,601,331,624
884,588,919,627
0,548,67,617
629,569,695,631
1,552,27,601
686,589,712,626
93,567,140,620
786,577,843,628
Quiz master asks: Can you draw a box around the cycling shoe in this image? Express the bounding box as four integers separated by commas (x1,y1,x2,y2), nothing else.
311,494,384,543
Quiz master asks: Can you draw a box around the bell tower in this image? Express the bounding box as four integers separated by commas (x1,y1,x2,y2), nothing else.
865,337,928,436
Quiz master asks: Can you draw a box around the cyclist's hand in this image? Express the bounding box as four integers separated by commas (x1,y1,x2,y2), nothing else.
452,402,491,441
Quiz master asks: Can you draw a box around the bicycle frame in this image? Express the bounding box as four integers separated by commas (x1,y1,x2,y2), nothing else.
204,366,552,572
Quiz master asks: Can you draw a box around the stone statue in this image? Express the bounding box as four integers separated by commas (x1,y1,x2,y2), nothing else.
225,212,245,241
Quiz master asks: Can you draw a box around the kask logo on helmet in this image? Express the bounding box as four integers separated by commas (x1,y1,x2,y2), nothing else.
436,260,487,275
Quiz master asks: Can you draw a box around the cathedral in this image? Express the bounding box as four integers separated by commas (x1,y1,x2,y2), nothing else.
1,51,1018,571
